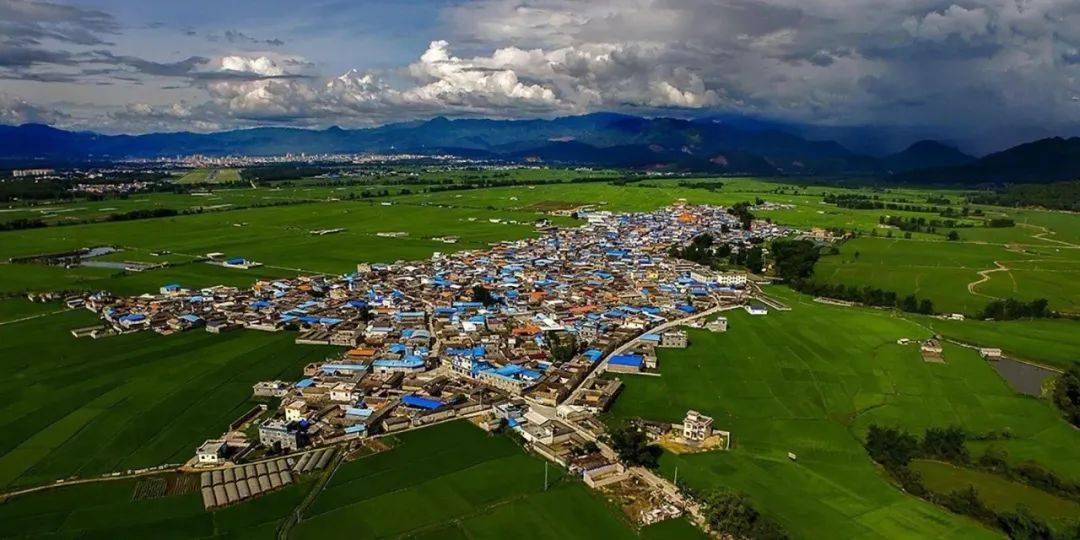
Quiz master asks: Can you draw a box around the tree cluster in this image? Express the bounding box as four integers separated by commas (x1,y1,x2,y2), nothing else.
608,423,661,469
470,285,498,306
826,193,946,214
700,490,788,540
980,298,1051,320
966,181,1080,212
728,201,755,229
105,208,179,221
793,282,934,315
0,218,47,231
864,424,1079,539
545,331,579,364
1052,366,1080,427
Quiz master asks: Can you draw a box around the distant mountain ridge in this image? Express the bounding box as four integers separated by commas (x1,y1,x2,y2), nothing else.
1,114,1076,182
882,140,975,172
896,137,1080,183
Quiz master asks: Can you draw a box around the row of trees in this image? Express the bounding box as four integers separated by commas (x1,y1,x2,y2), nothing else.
966,181,1080,212
980,298,1051,320
878,215,966,233
825,193,946,214
770,239,936,314
865,424,1079,539
0,218,47,231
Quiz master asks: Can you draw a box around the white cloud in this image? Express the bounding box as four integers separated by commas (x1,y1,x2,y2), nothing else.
6,0,1080,149
219,55,285,76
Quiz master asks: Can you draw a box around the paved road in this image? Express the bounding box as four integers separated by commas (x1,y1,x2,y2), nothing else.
566,299,734,405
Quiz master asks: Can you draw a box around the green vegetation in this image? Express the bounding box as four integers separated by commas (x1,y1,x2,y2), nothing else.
699,490,787,539
1052,366,1080,427
912,460,1080,529
176,168,242,184
1,172,1077,537
0,308,338,489
605,286,1078,537
609,423,662,469
0,475,314,538
810,236,1080,315
295,421,693,539
927,317,1080,369
967,181,1080,211
0,201,574,296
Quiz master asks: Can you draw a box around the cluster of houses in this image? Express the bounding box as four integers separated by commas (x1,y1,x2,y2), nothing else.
71,204,789,517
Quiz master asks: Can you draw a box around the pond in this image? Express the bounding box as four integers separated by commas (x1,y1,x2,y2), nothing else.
988,357,1058,396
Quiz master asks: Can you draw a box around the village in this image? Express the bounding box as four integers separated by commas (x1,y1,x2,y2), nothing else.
68,204,791,527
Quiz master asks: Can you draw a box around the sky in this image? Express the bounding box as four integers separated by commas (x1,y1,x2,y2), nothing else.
2,0,1080,153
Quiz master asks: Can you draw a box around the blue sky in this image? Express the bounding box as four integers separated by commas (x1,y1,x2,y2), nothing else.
2,0,1080,153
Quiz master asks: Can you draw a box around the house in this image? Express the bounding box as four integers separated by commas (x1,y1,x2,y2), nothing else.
253,380,290,398
716,272,747,287
477,365,542,394
330,382,358,403
258,419,301,451
706,317,728,332
683,410,713,442
284,400,309,422
606,354,643,374
196,439,227,464
660,329,688,348
744,303,768,315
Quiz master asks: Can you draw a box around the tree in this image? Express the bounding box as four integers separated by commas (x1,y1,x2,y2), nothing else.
997,507,1052,540
1053,366,1080,427
918,299,934,314
770,239,819,284
865,425,919,470
900,295,919,313
978,446,1009,472
744,246,765,274
947,230,960,241
922,426,969,464
608,423,661,469
700,490,788,540
470,285,497,306
546,331,578,364
940,486,995,523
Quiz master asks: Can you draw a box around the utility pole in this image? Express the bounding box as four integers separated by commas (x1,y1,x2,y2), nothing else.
673,466,678,487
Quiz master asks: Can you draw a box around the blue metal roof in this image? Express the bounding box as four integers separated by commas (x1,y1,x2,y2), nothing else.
402,394,444,410
609,354,644,367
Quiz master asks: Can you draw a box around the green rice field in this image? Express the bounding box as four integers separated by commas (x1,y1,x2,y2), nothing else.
295,421,700,540
0,308,339,490
176,168,243,184
605,286,1079,537
0,475,315,538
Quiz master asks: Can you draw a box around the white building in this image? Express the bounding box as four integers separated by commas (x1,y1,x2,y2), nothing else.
196,439,227,464
683,410,714,442
717,272,748,287
284,399,309,422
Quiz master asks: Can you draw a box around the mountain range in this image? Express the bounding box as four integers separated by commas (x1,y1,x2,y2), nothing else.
2,113,1078,183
